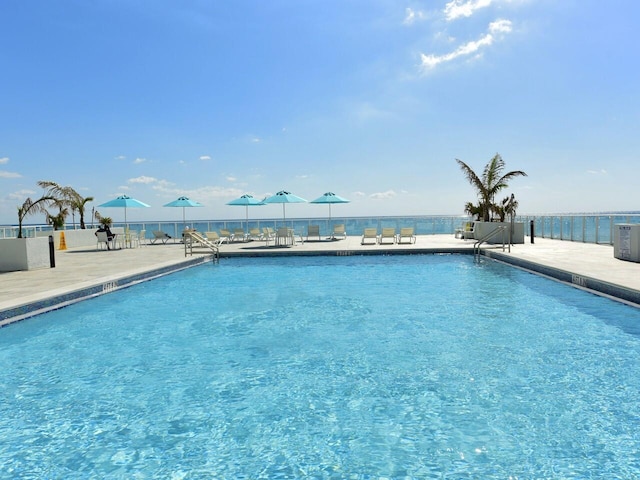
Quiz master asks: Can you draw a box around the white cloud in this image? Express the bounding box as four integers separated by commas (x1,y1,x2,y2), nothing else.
199,155,211,161
0,171,21,178
404,7,427,25
115,155,126,161
0,157,9,164
587,169,608,175
226,176,237,182
128,176,158,184
370,190,397,200
133,157,147,164
444,0,494,21
420,19,512,70
250,137,261,143
8,189,34,200
352,191,366,197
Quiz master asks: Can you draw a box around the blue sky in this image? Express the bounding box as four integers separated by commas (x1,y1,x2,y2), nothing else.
1,0,639,225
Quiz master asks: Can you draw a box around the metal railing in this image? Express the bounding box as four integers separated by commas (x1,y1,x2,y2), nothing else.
3,213,639,246
518,214,640,245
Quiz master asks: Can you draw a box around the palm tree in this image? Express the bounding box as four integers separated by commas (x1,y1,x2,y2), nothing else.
456,154,527,222
37,181,93,229
17,196,55,238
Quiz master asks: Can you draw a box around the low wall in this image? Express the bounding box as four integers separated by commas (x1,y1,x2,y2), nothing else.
37,228,126,249
474,222,524,244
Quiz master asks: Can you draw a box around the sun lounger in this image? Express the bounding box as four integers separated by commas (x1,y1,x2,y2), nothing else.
151,230,171,244
454,222,475,239
398,227,416,244
307,225,321,241
219,229,233,244
332,224,346,240
205,231,223,245
379,228,397,244
248,228,263,241
361,228,378,245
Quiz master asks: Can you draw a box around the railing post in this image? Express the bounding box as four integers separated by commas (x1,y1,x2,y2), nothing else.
595,216,599,244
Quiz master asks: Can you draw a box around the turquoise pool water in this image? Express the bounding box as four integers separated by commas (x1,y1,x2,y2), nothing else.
1,255,640,478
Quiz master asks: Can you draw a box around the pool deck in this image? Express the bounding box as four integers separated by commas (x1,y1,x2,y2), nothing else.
1,234,639,325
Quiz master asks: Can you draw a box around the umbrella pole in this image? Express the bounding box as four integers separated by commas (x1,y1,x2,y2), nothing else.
245,206,249,234
282,204,286,225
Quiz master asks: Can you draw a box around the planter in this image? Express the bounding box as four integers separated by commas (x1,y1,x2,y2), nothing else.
473,221,524,244
0,237,52,272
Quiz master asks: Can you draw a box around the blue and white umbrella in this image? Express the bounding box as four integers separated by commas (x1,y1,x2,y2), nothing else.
98,195,150,227
310,192,350,223
226,194,265,232
263,190,308,222
163,196,203,227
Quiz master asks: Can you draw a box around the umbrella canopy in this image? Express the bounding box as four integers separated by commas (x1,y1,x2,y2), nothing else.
226,194,265,232
98,195,150,227
263,190,308,222
310,191,350,222
163,196,203,227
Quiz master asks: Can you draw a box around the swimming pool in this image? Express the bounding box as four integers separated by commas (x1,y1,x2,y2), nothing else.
1,254,639,478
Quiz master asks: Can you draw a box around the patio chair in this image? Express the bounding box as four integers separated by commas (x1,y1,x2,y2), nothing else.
96,231,117,250
151,230,171,244
138,229,147,246
332,224,346,239
398,227,416,244
379,228,397,244
307,225,321,241
361,228,378,245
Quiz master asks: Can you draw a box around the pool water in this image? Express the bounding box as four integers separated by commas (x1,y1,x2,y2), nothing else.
1,255,640,478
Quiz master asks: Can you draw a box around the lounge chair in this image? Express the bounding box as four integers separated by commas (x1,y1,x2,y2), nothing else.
454,222,475,240
398,227,416,244
232,228,247,242
205,231,223,245
361,228,378,245
248,228,263,241
151,230,171,244
219,229,233,244
379,227,397,244
307,225,321,241
138,229,147,246
332,224,346,240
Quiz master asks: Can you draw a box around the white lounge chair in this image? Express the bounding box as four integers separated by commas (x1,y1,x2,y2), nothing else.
332,224,346,240
379,228,397,244
151,230,172,244
307,225,321,241
361,228,378,245
205,231,223,245
398,227,416,244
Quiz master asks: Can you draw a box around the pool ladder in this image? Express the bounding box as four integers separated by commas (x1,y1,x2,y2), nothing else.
473,225,510,258
183,231,220,262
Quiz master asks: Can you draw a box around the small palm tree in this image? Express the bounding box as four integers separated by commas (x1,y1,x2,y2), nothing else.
456,154,527,222
37,180,94,229
17,196,55,238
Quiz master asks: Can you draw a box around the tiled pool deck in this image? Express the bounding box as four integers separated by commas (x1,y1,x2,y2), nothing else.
1,234,639,326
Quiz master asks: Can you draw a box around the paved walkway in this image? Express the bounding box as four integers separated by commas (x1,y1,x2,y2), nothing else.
1,234,639,325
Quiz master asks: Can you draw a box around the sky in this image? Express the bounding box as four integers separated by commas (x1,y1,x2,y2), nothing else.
1,0,639,225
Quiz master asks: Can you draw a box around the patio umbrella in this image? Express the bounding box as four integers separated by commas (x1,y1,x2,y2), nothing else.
310,192,350,223
226,194,265,232
263,190,308,222
98,195,150,228
163,196,203,228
